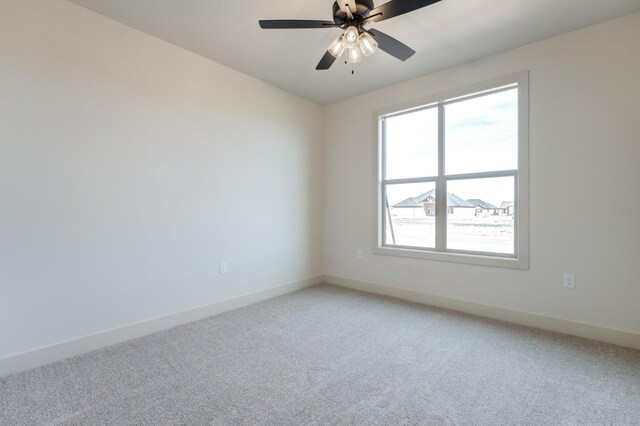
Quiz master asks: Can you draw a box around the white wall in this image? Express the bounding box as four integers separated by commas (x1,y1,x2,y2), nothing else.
0,0,323,359
323,13,640,334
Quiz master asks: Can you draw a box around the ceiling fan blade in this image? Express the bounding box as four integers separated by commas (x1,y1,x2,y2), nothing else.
368,0,442,23
259,20,338,29
316,51,337,70
367,29,415,61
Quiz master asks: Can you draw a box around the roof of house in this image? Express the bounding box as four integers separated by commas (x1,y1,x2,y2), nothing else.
467,199,498,209
393,197,423,208
448,193,475,208
393,190,475,208
501,201,514,209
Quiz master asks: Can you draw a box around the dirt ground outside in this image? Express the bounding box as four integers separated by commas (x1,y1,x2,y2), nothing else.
386,216,514,254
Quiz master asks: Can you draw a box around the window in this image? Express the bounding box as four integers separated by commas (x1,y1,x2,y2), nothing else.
376,73,529,269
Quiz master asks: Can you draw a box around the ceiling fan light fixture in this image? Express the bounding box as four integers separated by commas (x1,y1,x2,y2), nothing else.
358,32,378,56
328,34,347,58
346,45,363,63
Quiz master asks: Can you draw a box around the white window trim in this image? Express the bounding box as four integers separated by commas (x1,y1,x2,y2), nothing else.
373,72,529,270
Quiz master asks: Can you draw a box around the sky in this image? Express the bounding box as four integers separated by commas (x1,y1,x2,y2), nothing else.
384,88,518,207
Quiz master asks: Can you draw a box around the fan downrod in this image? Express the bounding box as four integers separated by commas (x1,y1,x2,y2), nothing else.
331,0,375,26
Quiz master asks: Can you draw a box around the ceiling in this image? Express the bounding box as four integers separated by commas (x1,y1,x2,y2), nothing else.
67,0,640,105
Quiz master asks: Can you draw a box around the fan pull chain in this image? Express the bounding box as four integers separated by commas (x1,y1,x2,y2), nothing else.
344,60,355,76
343,60,355,76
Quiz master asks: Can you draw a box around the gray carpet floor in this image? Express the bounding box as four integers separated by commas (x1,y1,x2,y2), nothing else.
1,284,639,425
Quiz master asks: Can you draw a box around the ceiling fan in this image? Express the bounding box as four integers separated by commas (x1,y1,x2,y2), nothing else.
259,0,442,70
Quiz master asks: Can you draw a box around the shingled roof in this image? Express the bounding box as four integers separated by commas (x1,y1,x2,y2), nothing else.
393,197,423,208
467,199,498,209
393,189,475,208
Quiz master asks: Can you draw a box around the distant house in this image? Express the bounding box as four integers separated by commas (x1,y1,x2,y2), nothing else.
392,189,478,218
392,192,433,217
467,199,499,217
499,201,515,216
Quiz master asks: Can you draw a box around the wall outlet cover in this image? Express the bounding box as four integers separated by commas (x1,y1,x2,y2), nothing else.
563,273,576,289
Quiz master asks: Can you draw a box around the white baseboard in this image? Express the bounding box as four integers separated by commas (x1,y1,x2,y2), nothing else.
324,274,640,351
0,276,322,378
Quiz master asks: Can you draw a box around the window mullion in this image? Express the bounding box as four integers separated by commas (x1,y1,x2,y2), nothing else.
384,176,438,185
445,170,517,181
435,103,446,252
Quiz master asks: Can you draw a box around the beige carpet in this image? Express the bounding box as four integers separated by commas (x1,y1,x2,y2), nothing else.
1,284,639,425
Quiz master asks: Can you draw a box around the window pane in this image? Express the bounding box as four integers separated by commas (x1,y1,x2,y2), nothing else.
446,177,515,255
384,107,438,180
445,88,518,175
385,182,436,249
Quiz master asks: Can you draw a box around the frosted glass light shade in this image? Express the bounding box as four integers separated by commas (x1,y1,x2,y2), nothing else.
346,46,363,63
328,35,347,58
359,32,378,56
343,26,359,47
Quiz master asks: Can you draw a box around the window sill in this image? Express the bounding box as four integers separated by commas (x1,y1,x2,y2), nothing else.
373,246,529,270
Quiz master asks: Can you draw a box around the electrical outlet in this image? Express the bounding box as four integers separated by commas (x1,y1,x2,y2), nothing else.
563,273,575,289
356,250,363,261
219,261,228,275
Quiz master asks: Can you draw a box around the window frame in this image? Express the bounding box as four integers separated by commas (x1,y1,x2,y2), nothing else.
374,72,529,269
